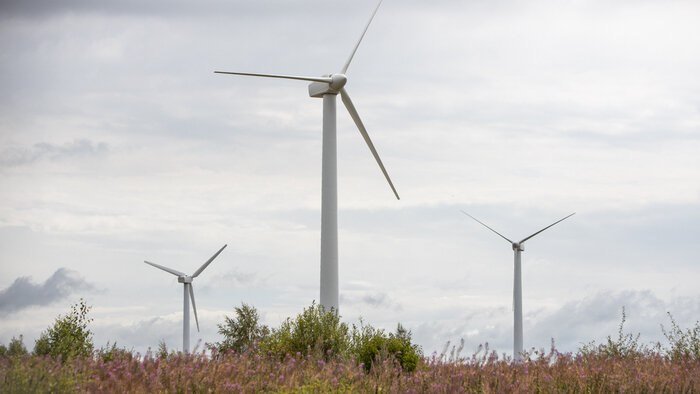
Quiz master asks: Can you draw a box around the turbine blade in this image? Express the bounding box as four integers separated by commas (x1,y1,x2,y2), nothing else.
519,212,576,244
192,244,227,278
341,0,384,74
214,71,332,84
340,87,400,200
460,211,514,244
144,261,185,277
189,284,200,332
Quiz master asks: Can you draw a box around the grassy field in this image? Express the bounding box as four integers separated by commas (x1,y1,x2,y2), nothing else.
2,345,699,392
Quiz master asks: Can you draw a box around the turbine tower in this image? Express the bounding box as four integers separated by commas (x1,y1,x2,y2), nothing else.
461,211,575,362
214,0,398,313
144,244,227,353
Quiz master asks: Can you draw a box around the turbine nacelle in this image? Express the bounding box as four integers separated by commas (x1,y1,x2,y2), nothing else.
512,242,524,251
308,73,348,97
178,276,193,284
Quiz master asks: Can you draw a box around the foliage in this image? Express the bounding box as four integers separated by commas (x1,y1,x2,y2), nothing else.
661,312,700,361
156,340,171,359
259,301,350,358
96,342,134,363
0,335,29,357
3,301,700,391
579,306,646,358
1,344,699,392
351,321,421,372
33,299,94,360
215,303,270,354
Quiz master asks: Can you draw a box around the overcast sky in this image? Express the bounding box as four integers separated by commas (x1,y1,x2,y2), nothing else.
1,0,699,357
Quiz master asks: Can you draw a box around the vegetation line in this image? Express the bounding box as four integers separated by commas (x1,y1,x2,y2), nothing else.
1,300,699,392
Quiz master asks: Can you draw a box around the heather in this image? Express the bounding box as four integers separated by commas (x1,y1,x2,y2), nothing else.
1,301,699,392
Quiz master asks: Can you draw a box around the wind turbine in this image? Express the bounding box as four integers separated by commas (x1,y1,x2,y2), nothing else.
214,0,398,313
461,211,575,362
144,244,227,353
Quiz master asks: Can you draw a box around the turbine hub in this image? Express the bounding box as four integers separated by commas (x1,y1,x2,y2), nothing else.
329,73,347,90
178,276,193,284
512,242,524,251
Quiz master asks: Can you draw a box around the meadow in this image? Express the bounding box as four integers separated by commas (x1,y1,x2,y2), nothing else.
1,301,699,392
2,343,699,392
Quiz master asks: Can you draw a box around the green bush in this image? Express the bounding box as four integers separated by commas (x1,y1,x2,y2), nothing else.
352,322,421,372
260,302,350,358
0,335,28,357
216,303,270,354
8,335,28,357
96,342,134,363
33,299,94,360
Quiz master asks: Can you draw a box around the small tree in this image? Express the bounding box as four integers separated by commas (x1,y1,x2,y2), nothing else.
33,299,94,360
7,335,28,357
216,303,270,354
156,340,170,359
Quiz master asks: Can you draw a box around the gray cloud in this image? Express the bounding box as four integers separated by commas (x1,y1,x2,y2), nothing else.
527,290,700,354
412,290,700,358
0,0,360,19
0,268,95,315
340,291,402,311
0,139,108,167
362,292,387,306
94,316,182,353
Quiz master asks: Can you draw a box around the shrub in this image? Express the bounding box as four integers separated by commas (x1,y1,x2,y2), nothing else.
579,306,645,358
96,342,134,363
661,312,700,361
156,339,171,359
260,301,350,358
352,322,421,372
33,299,94,360
0,335,28,357
8,335,28,357
216,303,270,354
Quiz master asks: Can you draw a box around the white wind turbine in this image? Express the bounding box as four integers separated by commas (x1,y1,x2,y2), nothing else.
461,211,575,362
215,0,398,313
144,244,227,353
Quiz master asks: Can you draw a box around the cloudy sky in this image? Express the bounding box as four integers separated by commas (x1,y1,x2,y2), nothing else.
1,0,699,357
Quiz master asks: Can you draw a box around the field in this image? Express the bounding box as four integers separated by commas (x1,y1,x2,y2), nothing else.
2,344,699,393
2,302,699,392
